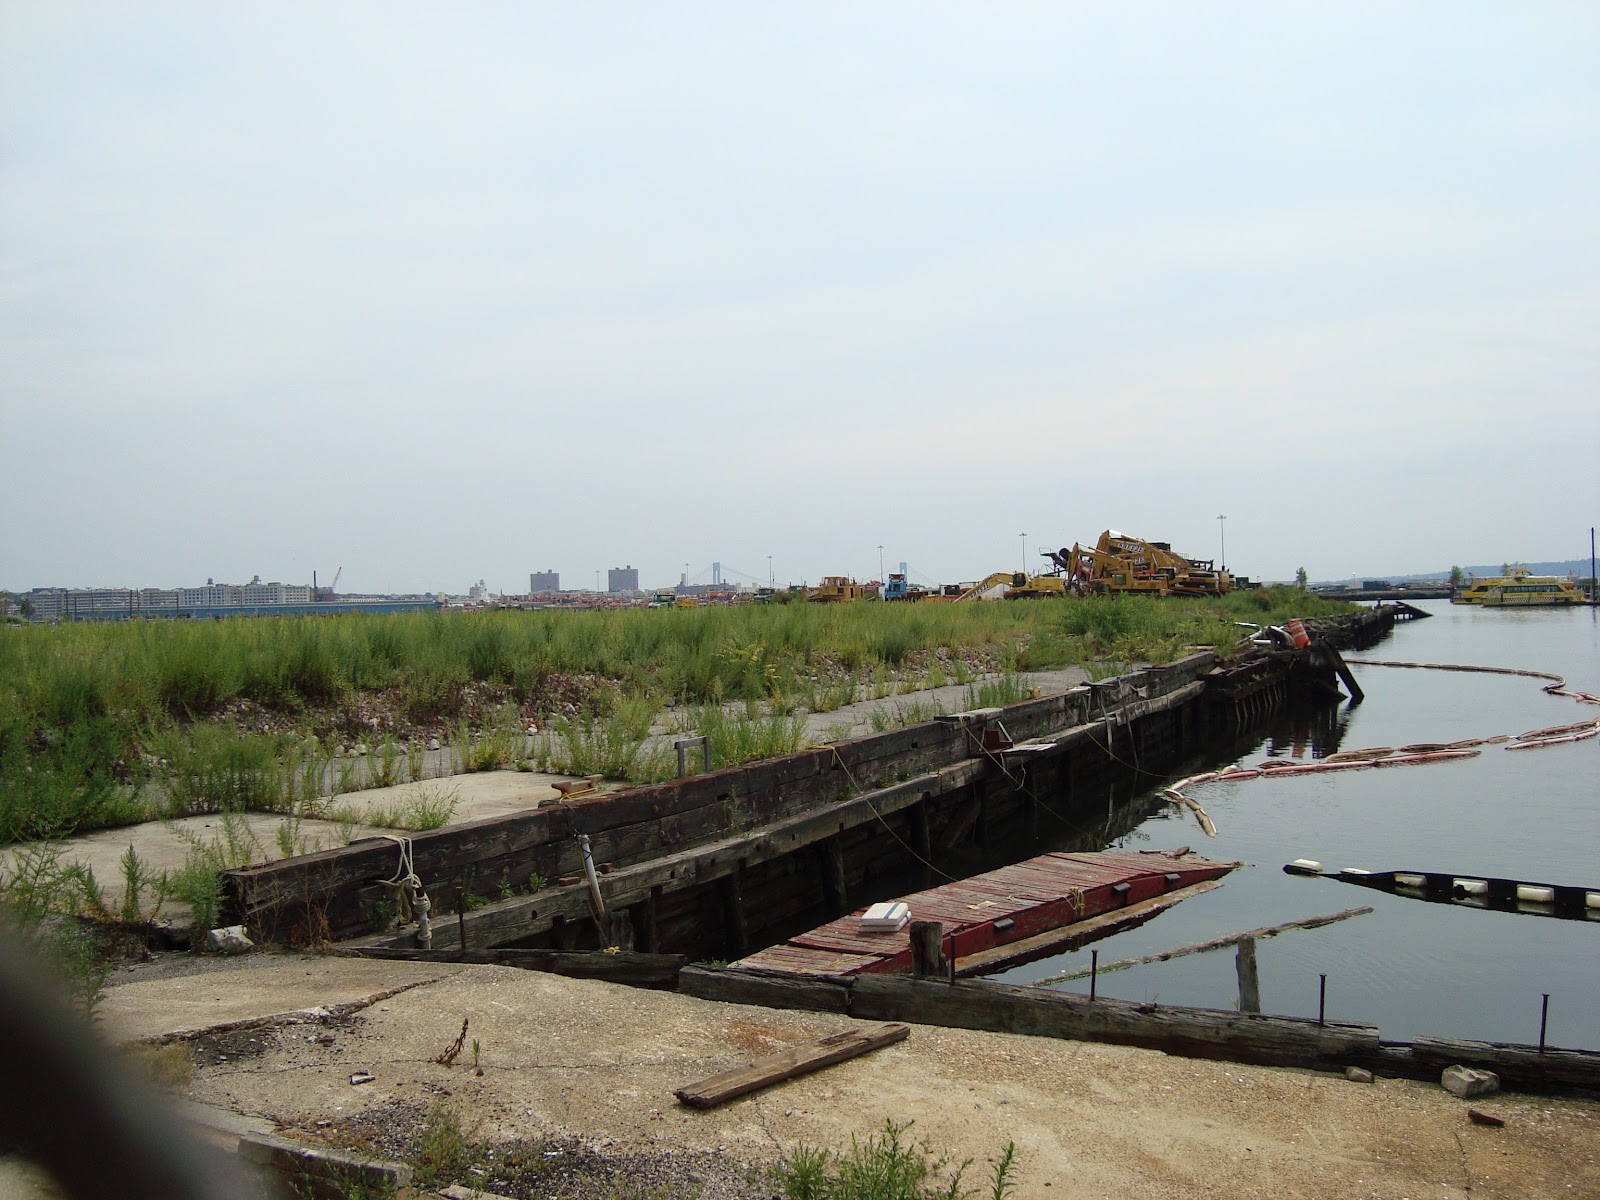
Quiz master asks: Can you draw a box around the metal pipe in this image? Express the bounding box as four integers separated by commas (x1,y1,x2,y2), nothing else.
579,833,606,920
1090,949,1098,1001
1318,973,1327,1025
1540,993,1550,1052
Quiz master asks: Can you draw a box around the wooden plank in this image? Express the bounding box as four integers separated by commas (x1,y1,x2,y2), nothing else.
674,1023,910,1109
1032,906,1374,984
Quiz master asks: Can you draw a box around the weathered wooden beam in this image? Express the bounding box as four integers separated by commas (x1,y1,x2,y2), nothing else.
337,947,687,988
1408,1036,1600,1097
344,760,988,950
820,838,849,913
674,1023,910,1110
679,964,851,1013
846,975,1382,1071
723,864,750,959
1032,906,1373,984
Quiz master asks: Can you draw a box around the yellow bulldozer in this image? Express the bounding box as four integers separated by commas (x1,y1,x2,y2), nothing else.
806,576,866,603
1045,531,1232,598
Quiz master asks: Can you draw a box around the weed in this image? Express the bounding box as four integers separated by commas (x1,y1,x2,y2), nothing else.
168,852,223,931
369,736,405,789
117,844,168,924
0,843,110,1012
411,1102,472,1190
124,1041,196,1089
773,1118,1006,1200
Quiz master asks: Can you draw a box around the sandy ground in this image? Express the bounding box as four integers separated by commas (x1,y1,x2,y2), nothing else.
45,953,1597,1199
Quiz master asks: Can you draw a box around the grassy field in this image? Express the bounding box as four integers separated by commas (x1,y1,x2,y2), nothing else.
0,589,1356,844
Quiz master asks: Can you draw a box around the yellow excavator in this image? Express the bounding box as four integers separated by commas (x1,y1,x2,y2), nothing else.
1045,531,1232,598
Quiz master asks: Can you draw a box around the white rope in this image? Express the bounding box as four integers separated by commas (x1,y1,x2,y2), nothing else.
376,834,432,947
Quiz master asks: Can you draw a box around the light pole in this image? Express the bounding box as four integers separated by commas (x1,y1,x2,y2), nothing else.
1020,532,1027,575
1217,515,1227,571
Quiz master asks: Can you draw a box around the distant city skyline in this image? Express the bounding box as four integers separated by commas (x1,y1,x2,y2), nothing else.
7,554,1593,603
3,4,1595,592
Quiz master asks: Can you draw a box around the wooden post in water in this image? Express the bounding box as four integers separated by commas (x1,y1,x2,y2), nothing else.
821,838,849,913
909,921,947,979
909,801,933,887
1235,937,1261,1014
723,863,750,959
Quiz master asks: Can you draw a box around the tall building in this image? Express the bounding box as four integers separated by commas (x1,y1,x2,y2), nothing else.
529,570,560,594
607,565,639,593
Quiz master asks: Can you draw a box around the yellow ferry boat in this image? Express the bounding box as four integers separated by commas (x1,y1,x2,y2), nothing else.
1452,567,1586,607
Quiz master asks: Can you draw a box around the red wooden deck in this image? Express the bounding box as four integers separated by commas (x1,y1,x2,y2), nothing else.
736,850,1234,976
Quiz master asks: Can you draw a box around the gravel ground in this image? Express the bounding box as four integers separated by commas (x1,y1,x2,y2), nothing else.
313,1098,775,1200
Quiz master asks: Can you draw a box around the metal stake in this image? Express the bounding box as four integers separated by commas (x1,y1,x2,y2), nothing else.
1540,993,1550,1053
1090,950,1098,1001
1318,973,1327,1026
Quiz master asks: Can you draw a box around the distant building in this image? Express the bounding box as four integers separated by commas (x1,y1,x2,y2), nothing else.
468,580,490,603
607,565,640,593
529,570,560,594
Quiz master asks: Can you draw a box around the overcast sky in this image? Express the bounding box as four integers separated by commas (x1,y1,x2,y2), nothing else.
3,3,1597,594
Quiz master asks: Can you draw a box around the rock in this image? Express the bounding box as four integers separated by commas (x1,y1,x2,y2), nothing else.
204,925,254,956
1343,1067,1374,1084
353,744,369,757
349,1072,376,1086
1468,1108,1506,1127
427,738,441,751
1441,1065,1500,1098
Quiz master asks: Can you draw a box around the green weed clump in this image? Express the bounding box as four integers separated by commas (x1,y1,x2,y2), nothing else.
0,844,111,1012
774,1119,1018,1200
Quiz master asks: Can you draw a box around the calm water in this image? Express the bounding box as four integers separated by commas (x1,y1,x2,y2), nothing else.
999,599,1600,1049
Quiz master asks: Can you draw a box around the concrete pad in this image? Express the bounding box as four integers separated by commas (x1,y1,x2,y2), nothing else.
3,814,395,886
323,771,610,825
97,956,466,1043
800,666,1089,744
135,956,1600,1200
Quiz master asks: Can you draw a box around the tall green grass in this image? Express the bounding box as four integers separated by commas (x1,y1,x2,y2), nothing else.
1,590,1356,843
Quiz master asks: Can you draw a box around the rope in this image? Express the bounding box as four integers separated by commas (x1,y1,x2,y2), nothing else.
827,748,960,884
375,834,431,943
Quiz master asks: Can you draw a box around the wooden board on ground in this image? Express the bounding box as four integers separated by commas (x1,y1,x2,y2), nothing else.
674,1023,910,1110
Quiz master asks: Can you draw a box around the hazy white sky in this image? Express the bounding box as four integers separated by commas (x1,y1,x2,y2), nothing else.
3,2,1597,594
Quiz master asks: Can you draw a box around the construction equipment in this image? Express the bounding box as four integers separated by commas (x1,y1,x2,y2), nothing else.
1045,531,1232,598
882,573,929,602
806,576,865,603
1006,572,1069,600
950,571,1023,602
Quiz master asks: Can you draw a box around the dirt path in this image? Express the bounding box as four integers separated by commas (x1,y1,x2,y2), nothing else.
87,953,1600,1199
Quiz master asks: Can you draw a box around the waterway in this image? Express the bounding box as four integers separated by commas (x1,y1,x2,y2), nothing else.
999,599,1600,1049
